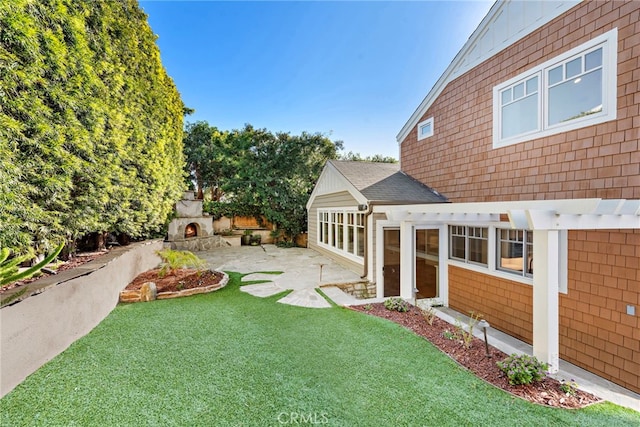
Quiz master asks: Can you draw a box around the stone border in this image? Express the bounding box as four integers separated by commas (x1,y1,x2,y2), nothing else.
320,280,376,299
119,271,229,303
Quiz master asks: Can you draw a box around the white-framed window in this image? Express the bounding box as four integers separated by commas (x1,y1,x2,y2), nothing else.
497,229,533,278
493,28,617,148
417,117,434,140
318,209,365,259
447,225,568,293
321,212,330,244
449,226,488,266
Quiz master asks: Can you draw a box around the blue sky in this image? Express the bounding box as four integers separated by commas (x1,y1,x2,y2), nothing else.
140,0,494,158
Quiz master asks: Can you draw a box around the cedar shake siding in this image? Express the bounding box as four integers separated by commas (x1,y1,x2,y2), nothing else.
401,1,640,393
401,1,639,202
561,229,640,392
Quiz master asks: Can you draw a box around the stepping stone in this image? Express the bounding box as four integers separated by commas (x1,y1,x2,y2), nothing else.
277,288,331,308
240,283,283,298
318,286,359,306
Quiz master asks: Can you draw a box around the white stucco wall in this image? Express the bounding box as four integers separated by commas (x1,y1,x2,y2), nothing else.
0,240,163,398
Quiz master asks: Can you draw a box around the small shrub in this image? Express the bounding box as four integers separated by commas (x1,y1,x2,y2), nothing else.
421,307,437,325
276,240,295,248
157,249,207,277
454,311,482,349
384,297,409,312
442,330,457,340
363,304,373,311
497,354,548,385
560,379,578,396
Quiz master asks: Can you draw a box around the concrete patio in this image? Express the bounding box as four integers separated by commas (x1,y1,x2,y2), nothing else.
199,244,378,308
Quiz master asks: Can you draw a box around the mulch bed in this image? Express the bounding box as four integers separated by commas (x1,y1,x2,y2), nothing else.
124,268,224,293
350,303,602,409
0,250,109,293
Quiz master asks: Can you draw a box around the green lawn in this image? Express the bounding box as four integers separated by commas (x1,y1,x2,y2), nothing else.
2,272,638,426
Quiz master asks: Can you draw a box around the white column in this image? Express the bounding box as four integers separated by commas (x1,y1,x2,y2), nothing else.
438,225,449,306
532,229,560,373
400,221,413,300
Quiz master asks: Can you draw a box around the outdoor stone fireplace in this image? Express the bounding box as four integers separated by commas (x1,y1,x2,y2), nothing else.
166,191,223,251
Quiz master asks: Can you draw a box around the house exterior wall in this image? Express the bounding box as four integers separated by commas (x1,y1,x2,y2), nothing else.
308,191,363,274
401,1,639,202
449,266,533,343
400,1,640,393
450,229,640,392
561,229,640,392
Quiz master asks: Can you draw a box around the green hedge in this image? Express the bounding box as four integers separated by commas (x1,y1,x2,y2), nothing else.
0,0,185,254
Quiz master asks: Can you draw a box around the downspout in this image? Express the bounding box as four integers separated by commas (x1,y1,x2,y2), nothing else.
360,200,413,279
361,202,376,279
360,199,451,279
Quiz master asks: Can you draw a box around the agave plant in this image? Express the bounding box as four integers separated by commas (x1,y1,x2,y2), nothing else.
0,243,65,286
156,249,207,278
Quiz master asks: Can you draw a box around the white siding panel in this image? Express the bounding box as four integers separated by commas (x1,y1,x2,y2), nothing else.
307,192,363,275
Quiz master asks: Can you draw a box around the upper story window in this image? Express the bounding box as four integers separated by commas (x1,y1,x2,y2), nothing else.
493,28,617,148
417,117,434,140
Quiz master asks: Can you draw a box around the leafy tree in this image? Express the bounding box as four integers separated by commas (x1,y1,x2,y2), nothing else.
222,125,342,239
183,121,229,200
338,151,397,163
0,0,185,254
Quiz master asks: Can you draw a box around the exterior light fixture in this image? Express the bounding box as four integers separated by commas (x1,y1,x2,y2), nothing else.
478,319,491,358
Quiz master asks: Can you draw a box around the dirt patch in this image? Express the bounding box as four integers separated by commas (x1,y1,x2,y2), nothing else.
0,250,109,294
124,268,224,293
351,303,601,409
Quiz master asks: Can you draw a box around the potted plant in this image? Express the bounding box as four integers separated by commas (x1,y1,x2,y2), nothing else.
250,234,262,246
269,229,281,244
242,229,253,246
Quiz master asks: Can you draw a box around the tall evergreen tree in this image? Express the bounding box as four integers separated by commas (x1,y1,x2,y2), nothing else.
0,0,185,254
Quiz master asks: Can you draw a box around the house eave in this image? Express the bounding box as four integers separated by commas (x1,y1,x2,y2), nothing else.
396,0,581,145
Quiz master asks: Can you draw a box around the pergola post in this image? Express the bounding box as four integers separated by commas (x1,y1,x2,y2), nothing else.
532,229,560,373
400,221,413,300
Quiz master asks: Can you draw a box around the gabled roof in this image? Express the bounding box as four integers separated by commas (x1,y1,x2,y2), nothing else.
396,0,580,144
306,160,447,210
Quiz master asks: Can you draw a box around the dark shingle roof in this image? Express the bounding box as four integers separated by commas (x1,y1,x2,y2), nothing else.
329,160,447,204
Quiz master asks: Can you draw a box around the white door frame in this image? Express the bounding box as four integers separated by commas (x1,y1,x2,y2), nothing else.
412,225,448,305
375,220,399,298
377,220,448,303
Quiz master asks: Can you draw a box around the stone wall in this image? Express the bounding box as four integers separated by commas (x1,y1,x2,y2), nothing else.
330,281,376,299
0,240,163,398
167,235,224,251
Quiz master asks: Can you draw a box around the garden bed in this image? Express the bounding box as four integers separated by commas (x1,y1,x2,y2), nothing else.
351,303,601,409
120,268,228,302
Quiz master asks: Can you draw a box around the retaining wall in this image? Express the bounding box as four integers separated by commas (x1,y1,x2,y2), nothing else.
0,239,163,398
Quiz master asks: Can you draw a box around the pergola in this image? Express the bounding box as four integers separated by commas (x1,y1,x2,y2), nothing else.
377,198,640,372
